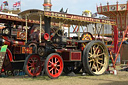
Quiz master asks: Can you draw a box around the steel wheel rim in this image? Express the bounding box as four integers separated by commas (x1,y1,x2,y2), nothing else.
27,55,42,76
88,42,108,74
47,55,63,78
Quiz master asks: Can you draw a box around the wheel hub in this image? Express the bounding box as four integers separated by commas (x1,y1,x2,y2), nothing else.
51,63,57,68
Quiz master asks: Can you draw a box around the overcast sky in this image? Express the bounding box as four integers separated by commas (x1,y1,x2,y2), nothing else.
0,0,127,15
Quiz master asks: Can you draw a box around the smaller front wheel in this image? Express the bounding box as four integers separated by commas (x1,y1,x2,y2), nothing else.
44,53,64,79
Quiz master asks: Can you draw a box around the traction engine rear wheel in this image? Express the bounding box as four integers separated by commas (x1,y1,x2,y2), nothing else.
24,54,42,77
44,53,64,79
83,41,109,75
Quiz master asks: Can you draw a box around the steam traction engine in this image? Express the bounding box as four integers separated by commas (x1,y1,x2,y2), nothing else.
17,9,116,79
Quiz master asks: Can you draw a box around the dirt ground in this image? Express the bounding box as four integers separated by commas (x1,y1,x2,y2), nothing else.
0,66,128,85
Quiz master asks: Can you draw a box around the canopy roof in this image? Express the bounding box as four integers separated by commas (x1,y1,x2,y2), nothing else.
97,3,128,31
18,9,116,26
0,11,42,25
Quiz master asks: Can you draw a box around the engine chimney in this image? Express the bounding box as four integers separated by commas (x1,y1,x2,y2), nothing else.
43,0,52,11
43,0,52,35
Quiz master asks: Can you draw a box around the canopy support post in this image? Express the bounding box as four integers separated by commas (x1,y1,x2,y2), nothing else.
25,15,28,44
78,24,80,40
94,23,97,40
40,15,42,43
102,24,105,43
68,24,70,37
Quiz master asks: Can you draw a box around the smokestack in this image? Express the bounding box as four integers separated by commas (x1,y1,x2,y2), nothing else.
43,0,51,35
43,0,52,11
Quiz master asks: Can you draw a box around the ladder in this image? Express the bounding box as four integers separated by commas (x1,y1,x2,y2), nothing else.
0,45,8,74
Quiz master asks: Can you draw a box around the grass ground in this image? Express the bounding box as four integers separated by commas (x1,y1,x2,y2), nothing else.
0,65,128,85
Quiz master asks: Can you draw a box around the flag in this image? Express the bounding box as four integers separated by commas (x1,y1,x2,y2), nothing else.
13,3,17,7
17,1,21,7
3,1,8,6
13,1,21,7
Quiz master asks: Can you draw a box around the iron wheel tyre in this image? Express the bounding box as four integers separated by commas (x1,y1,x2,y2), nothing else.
83,41,109,76
24,54,42,77
44,53,64,79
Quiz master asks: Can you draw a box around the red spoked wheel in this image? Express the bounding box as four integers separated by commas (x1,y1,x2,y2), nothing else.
45,53,64,79
24,54,42,77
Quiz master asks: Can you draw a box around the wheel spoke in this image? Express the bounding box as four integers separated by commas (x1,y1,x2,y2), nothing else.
88,59,94,62
91,47,93,54
33,69,35,74
89,52,92,57
56,68,59,71
91,61,95,70
31,58,35,63
55,69,57,74
96,49,100,55
52,58,53,63
89,62,92,67
48,65,52,67
97,53,105,57
55,60,59,64
28,66,32,68
30,58,33,62
95,45,99,52
97,62,103,66
93,65,97,72
49,67,54,72
96,62,100,71
37,65,41,68
49,61,53,64
98,58,103,60
52,69,54,74
28,61,32,65
34,67,38,73
57,65,60,67
93,46,95,53
55,58,56,63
